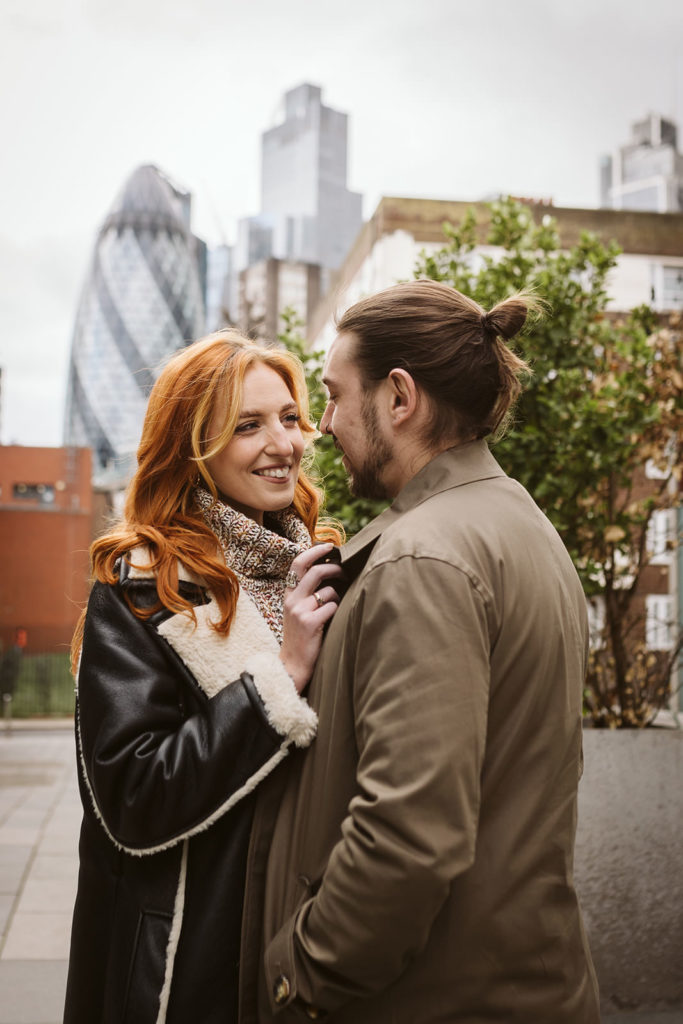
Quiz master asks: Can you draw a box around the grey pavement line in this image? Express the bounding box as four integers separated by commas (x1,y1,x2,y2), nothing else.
1,719,74,734
0,761,73,959
0,777,24,829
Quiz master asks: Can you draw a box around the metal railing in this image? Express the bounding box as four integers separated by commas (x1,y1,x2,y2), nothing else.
1,653,74,722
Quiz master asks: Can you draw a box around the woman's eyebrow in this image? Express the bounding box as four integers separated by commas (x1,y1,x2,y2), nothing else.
238,401,298,419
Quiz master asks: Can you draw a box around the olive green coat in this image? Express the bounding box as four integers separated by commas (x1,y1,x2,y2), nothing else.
241,441,600,1024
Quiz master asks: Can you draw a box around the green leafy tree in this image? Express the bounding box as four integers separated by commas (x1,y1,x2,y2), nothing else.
415,196,682,726
278,309,388,536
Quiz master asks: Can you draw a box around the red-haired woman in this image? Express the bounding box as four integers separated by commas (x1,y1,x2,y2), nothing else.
63,331,342,1024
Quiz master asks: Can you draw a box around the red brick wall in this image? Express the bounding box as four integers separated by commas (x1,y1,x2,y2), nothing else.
0,446,92,654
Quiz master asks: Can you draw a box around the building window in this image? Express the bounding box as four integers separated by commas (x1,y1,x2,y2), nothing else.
12,483,55,505
646,509,676,565
651,264,683,310
645,595,675,651
661,266,683,308
587,596,606,649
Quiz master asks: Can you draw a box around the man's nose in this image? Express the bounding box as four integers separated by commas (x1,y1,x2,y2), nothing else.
319,402,333,434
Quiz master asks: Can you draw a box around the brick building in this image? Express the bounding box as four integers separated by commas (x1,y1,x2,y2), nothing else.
308,196,683,347
0,446,92,653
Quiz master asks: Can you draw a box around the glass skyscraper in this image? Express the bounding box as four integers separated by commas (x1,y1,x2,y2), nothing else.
64,164,206,481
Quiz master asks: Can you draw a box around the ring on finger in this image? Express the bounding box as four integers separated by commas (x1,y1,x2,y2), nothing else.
314,591,326,608
285,570,299,589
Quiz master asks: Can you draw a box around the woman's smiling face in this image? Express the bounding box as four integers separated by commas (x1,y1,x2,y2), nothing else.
205,362,305,525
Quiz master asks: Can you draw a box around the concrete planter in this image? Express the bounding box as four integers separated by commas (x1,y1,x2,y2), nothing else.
575,728,683,1016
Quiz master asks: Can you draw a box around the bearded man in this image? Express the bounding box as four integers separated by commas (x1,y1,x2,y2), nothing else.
239,280,599,1024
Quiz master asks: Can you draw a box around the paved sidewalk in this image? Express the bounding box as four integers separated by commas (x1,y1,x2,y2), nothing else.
0,719,681,1023
0,721,77,1024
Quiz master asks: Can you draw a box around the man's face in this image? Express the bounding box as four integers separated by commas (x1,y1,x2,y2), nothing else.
320,332,393,500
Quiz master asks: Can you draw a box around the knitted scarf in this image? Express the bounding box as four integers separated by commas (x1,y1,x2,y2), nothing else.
194,487,311,644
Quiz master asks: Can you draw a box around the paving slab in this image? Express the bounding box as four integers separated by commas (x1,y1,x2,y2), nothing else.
15,877,77,916
0,727,76,1022
29,853,78,882
2,911,73,960
0,846,32,892
0,959,68,1024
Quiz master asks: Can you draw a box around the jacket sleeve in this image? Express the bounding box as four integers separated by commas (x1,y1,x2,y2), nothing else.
263,554,492,1016
77,580,315,854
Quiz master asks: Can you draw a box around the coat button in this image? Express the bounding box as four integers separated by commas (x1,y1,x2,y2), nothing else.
273,975,291,1005
304,1004,322,1019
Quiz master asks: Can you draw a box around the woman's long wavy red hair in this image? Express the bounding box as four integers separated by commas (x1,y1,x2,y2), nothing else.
72,330,339,670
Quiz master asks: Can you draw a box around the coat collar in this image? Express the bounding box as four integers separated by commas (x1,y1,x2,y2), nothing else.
340,440,506,564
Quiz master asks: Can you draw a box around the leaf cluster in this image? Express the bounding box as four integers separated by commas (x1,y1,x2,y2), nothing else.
416,197,682,724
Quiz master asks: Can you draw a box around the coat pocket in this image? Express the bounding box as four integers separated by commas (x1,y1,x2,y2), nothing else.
123,909,173,1023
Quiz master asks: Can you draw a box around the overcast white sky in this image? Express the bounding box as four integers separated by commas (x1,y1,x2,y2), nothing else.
1,0,682,446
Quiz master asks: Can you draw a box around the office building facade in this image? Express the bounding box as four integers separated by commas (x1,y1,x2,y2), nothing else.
229,84,363,334
601,113,683,213
260,83,363,270
238,258,322,342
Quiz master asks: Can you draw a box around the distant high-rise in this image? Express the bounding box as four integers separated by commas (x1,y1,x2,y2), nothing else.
205,244,233,332
261,83,363,269
237,84,363,277
64,165,206,481
600,114,683,213
229,84,363,333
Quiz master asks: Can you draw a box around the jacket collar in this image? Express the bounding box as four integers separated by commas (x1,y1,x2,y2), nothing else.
340,440,506,564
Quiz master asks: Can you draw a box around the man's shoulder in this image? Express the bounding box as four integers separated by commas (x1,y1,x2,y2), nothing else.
379,473,517,547
363,472,559,588
343,450,549,581
363,492,481,577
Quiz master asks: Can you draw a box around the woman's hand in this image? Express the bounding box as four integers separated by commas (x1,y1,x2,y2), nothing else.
280,544,343,693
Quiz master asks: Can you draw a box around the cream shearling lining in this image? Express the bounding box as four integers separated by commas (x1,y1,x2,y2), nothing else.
156,583,317,747
125,550,202,586
243,652,317,748
127,546,317,745
156,839,188,1024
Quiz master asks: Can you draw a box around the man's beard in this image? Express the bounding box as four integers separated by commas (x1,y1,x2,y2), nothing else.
346,391,393,500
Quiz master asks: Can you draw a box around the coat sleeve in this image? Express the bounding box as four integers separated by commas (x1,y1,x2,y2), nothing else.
77,580,315,854
263,554,492,1017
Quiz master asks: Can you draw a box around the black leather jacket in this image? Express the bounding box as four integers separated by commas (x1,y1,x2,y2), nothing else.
64,556,316,1024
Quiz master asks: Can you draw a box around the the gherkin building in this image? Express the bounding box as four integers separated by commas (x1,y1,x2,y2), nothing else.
64,164,206,482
